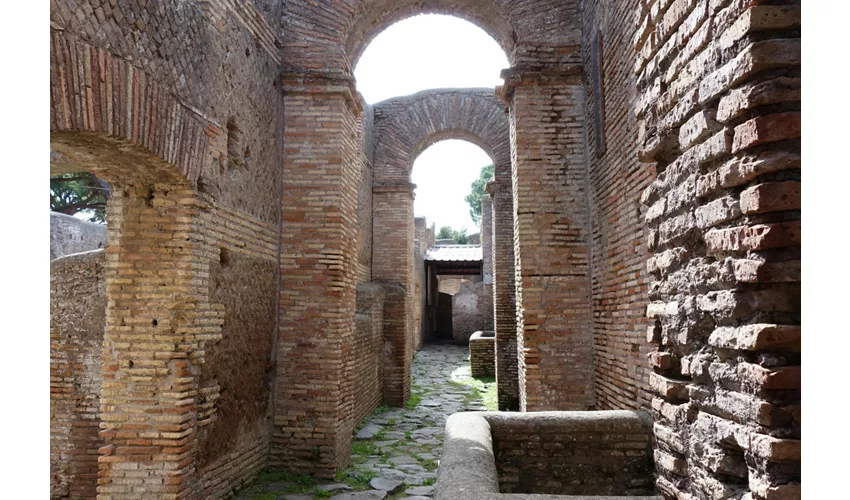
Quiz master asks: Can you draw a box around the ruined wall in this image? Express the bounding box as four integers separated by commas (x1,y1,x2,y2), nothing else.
581,0,654,411
469,331,496,378
50,0,283,496
451,281,494,344
438,276,478,296
50,212,108,260
50,250,106,500
275,82,362,475
198,252,277,497
635,1,801,498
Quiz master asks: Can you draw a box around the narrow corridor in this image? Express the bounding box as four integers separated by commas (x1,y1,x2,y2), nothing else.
238,343,496,499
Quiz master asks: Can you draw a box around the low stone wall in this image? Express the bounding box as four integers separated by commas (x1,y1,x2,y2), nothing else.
452,281,494,344
352,283,387,427
50,211,107,260
436,411,660,500
469,331,495,378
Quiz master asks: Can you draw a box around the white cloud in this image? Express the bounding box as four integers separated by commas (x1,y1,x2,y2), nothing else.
355,15,507,233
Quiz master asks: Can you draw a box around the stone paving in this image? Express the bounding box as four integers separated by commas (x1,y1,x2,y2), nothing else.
237,342,496,500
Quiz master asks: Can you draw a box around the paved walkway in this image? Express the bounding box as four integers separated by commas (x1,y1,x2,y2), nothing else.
238,342,496,500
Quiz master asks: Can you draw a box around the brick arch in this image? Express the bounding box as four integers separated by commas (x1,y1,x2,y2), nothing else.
50,30,214,187
282,0,582,74
372,88,509,184
345,1,516,71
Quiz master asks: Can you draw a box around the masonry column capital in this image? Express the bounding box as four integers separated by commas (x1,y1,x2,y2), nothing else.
496,62,584,106
279,69,363,115
373,181,416,199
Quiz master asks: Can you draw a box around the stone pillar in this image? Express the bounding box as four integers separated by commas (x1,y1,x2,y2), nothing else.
501,66,594,412
273,75,361,477
487,178,519,411
372,182,415,407
481,197,493,285
98,185,219,499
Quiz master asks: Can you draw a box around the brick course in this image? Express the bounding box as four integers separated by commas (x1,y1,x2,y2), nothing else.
635,0,801,498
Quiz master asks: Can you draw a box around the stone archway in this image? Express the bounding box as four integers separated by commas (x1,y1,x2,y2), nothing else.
369,88,519,410
49,31,267,499
275,0,591,477
281,0,582,74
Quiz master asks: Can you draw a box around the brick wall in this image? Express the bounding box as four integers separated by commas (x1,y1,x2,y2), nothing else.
372,88,511,408
489,411,655,496
50,0,284,495
351,284,387,427
274,79,361,476
635,1,801,498
50,212,108,261
581,0,655,411
487,179,519,412
469,332,496,378
452,282,494,344
51,250,107,499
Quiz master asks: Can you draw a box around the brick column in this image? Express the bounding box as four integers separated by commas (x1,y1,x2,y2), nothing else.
502,66,594,412
481,197,493,285
98,185,220,499
372,182,415,406
487,178,519,411
273,75,361,477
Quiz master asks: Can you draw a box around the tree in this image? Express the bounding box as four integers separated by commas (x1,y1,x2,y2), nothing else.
50,172,110,223
436,225,469,244
464,164,494,226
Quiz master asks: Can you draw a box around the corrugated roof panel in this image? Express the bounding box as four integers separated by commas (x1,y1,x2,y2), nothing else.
424,245,483,262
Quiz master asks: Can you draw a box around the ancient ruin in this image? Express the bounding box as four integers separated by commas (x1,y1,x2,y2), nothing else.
50,1,801,499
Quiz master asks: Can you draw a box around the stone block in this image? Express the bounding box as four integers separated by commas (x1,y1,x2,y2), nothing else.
740,181,800,215
732,112,801,153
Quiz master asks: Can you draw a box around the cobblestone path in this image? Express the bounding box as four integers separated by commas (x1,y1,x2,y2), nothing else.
237,342,496,500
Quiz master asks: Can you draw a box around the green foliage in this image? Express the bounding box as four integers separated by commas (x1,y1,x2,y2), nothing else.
422,477,437,486
436,226,469,245
464,164,495,226
404,391,422,410
50,172,110,223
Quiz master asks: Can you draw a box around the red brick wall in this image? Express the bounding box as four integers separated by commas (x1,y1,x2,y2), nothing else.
581,0,655,411
274,81,361,476
635,1,801,497
50,1,284,496
507,72,595,412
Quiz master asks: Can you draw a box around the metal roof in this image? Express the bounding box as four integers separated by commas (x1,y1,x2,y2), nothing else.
424,245,483,262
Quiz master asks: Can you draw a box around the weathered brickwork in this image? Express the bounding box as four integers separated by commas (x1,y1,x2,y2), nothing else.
635,1,801,498
452,282,494,344
582,0,655,411
49,0,803,497
490,411,655,496
51,250,107,499
469,331,496,378
50,212,108,261
274,80,362,476
50,0,284,496
372,89,513,409
503,70,595,412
